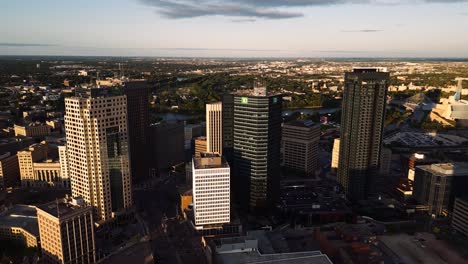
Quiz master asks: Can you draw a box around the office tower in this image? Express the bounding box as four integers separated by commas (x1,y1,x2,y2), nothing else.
222,94,234,162
337,68,389,201
65,87,132,222
0,152,20,188
18,142,48,188
193,136,207,158
123,81,150,183
331,138,340,172
230,87,282,210
413,163,468,216
148,122,185,172
206,102,223,154
192,153,230,229
37,197,96,264
452,197,468,237
282,120,320,177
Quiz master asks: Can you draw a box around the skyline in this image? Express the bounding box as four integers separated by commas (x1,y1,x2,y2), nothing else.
1,0,468,57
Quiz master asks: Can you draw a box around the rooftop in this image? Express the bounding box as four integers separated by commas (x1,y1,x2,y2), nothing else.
232,86,281,97
417,162,468,176
37,197,91,219
74,86,123,98
0,205,39,237
284,120,319,128
217,251,332,264
352,67,388,73
193,153,229,169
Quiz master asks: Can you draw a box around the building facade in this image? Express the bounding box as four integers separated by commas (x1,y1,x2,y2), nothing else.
148,122,185,174
37,197,96,264
192,153,230,229
338,68,389,201
452,197,468,237
14,123,52,138
0,205,39,248
229,87,282,210
122,81,150,183
413,163,468,216
65,87,132,222
0,152,20,188
194,136,207,158
282,120,320,176
331,138,340,172
18,142,48,187
206,102,223,155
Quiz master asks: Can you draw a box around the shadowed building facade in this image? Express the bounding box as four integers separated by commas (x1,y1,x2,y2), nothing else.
123,81,150,183
337,68,389,202
227,87,282,211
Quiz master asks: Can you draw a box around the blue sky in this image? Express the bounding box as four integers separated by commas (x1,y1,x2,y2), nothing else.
1,0,468,57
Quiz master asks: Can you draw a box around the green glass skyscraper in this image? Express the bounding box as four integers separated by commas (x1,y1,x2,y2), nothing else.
228,87,282,211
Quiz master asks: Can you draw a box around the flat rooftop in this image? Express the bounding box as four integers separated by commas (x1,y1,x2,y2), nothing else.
232,86,281,97
285,120,318,128
217,251,332,264
193,153,229,169
384,132,468,147
417,162,468,176
0,205,39,236
37,198,91,218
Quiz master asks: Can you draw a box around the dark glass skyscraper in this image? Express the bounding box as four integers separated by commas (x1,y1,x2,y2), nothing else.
228,87,282,211
337,68,389,202
123,81,150,183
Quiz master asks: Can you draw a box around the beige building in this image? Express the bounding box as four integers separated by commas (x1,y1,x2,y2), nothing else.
18,142,48,187
0,205,39,248
206,102,222,155
194,136,207,158
14,123,52,138
37,197,96,264
0,152,20,188
65,87,132,222
282,120,320,177
18,143,69,188
331,138,340,172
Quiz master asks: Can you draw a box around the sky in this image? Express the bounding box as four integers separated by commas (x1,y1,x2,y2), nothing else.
1,0,468,58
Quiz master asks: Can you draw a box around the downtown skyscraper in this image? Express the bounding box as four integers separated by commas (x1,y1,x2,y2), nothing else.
65,87,132,222
122,81,150,183
337,68,390,202
206,102,223,155
224,86,282,211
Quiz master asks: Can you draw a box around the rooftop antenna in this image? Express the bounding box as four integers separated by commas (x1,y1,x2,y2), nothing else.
56,198,60,218
96,71,101,88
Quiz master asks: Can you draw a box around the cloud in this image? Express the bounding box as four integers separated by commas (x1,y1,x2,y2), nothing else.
0,43,56,47
341,29,383,32
140,0,302,19
139,0,468,20
231,18,257,22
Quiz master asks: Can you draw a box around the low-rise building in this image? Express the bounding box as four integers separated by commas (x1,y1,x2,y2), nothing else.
0,205,39,248
14,123,52,138
37,197,96,264
452,197,468,237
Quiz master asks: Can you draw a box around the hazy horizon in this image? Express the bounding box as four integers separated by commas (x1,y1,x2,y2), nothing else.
2,0,468,57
